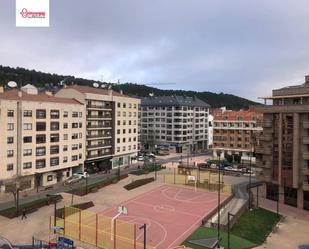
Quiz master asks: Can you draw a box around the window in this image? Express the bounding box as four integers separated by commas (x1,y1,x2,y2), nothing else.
23,136,32,143
7,110,14,117
7,123,14,131
63,111,68,118
72,112,78,118
123,103,126,108
63,134,68,140
117,120,120,125
36,134,46,144
79,143,82,149
50,110,59,119
24,110,32,117
50,134,59,143
23,162,32,169
117,102,121,108
129,129,131,134
36,147,46,156
117,111,121,117
7,150,14,157
36,159,46,169
63,123,68,129
7,164,13,171
50,157,59,166
50,145,59,154
123,120,126,125
36,122,46,131
128,145,131,150
63,156,68,163
79,112,82,118
63,145,68,151
117,147,120,152
72,144,78,150
123,129,126,134
117,138,120,143
123,138,126,142
117,129,120,134
50,122,59,131
79,133,82,138
7,137,14,144
23,123,32,130
122,146,126,151
129,103,132,108
72,123,78,128
23,149,32,156
79,123,82,128
72,155,78,161
47,175,53,181
123,112,126,117
72,133,78,140
36,109,46,119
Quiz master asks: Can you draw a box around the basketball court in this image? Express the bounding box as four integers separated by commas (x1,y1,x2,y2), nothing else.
100,184,231,249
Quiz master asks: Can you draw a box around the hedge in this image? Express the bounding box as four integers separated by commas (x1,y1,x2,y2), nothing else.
124,177,155,191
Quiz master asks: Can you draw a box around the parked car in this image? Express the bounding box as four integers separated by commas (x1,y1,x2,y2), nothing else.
64,175,83,185
137,155,145,161
73,172,89,179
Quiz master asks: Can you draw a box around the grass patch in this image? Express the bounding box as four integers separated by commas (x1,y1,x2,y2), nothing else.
67,174,128,196
56,201,94,218
183,227,256,249
0,194,63,219
130,164,164,176
124,177,155,190
231,208,280,245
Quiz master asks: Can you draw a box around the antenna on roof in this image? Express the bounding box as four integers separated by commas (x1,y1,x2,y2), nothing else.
93,82,99,88
108,85,112,89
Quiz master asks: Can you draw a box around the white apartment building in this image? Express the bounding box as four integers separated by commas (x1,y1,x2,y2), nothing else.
56,85,140,171
140,96,210,153
0,86,85,193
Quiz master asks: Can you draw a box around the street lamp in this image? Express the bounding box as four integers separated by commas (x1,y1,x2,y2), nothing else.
227,212,235,249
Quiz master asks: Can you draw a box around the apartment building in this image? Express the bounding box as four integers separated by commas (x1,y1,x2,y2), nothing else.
140,96,210,153
212,107,263,161
256,75,309,210
0,86,85,193
56,85,140,171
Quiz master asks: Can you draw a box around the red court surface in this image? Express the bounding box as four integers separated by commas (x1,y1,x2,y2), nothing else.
100,185,231,249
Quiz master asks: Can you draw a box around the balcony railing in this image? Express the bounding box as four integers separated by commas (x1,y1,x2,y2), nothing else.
86,115,112,119
87,124,112,129
304,121,309,129
87,143,112,149
87,152,112,159
87,105,112,110
303,136,309,144
87,134,112,139
303,152,309,160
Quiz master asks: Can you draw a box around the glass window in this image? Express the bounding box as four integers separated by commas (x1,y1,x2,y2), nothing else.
63,111,68,118
72,112,78,118
36,110,46,119
36,134,46,144
50,145,59,154
7,123,14,131
7,150,14,157
7,164,13,171
23,149,32,156
50,134,59,143
63,145,68,151
7,110,14,117
36,122,46,131
23,110,32,117
63,156,68,163
50,157,59,166
36,147,46,156
47,175,53,181
72,144,78,150
36,159,46,169
23,136,32,143
23,162,32,169
72,123,78,128
63,134,68,140
72,155,78,161
51,122,59,131
63,123,68,129
7,137,14,144
50,110,60,119
23,123,32,130
72,133,78,139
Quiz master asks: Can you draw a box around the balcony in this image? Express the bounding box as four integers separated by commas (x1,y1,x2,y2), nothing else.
263,120,273,128
86,115,112,120
87,124,112,129
303,152,309,160
303,167,309,175
303,121,309,129
87,143,112,150
87,134,112,139
87,153,112,159
256,146,272,155
303,182,309,191
303,136,309,144
259,134,272,142
87,104,112,110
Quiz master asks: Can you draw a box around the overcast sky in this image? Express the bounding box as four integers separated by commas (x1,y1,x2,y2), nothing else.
1,0,309,101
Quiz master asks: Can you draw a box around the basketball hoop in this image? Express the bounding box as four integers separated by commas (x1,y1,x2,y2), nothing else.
187,175,197,192
111,206,128,240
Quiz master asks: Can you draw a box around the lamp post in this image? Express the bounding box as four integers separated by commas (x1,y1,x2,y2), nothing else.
228,212,235,249
216,150,221,248
46,194,58,233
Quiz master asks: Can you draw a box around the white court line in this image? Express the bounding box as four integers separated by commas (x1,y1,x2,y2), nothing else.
161,187,218,204
129,200,203,219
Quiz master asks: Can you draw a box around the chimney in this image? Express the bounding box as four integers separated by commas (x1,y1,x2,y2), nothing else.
306,75,309,83
120,89,123,95
18,91,22,98
45,90,53,96
0,85,4,93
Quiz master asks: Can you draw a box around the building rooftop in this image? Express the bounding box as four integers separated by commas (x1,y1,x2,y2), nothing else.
65,84,129,98
141,95,210,107
0,89,83,105
212,107,263,121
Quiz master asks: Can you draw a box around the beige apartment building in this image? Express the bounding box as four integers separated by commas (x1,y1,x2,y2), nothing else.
56,85,140,171
212,107,263,162
0,85,85,193
256,75,309,211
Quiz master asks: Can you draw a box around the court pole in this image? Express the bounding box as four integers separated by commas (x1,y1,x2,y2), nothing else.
139,224,147,249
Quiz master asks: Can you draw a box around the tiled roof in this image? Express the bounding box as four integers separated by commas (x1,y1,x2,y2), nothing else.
66,85,128,97
0,89,83,105
213,107,263,121
141,95,210,107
